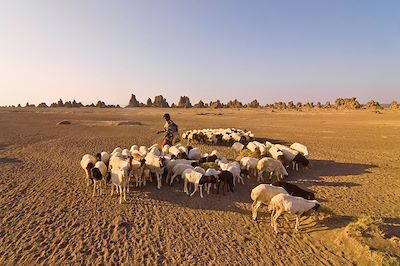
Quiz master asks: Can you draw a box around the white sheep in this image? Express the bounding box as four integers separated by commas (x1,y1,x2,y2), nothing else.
162,144,170,155
130,145,138,152
131,157,146,188
169,163,194,185
231,142,244,159
96,151,110,166
268,146,285,164
90,161,108,197
109,157,129,204
144,154,166,189
227,164,243,185
182,168,212,198
250,184,289,221
188,147,201,160
211,150,224,160
80,154,96,187
246,142,259,153
111,147,122,156
193,166,206,175
257,157,288,182
165,158,195,183
122,148,131,159
290,142,309,158
268,193,320,233
240,157,259,178
149,146,161,156
139,146,148,156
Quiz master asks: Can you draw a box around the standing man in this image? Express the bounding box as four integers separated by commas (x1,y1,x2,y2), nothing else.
157,113,180,146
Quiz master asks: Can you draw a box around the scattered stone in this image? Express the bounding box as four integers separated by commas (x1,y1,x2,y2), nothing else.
116,121,143,126
56,120,71,125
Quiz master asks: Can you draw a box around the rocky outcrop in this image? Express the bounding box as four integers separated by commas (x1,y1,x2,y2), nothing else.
248,99,260,108
194,100,205,108
390,101,399,110
363,100,383,110
209,100,223,109
335,97,361,109
126,94,140,107
273,102,287,109
96,101,107,108
152,95,169,108
324,101,332,108
146,98,153,107
287,101,296,109
25,102,35,107
177,96,192,108
226,99,243,108
37,103,48,108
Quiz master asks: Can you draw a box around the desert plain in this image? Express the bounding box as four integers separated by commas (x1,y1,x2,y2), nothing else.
0,107,399,265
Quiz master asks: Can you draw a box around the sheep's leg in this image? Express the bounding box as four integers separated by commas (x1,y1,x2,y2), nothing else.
92,182,96,197
207,183,211,195
190,184,198,197
184,179,188,194
199,185,203,198
272,209,282,233
296,163,299,171
252,201,262,221
157,173,162,189
110,184,114,196
119,186,122,204
170,173,178,185
295,215,302,231
123,186,127,202
257,171,263,182
216,181,220,194
239,174,244,184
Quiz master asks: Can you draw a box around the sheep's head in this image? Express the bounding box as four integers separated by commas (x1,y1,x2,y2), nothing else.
159,157,166,168
312,202,320,211
140,158,146,167
96,153,102,161
186,145,193,152
191,161,199,167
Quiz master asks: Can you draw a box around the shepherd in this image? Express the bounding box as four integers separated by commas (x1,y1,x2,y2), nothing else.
157,113,180,146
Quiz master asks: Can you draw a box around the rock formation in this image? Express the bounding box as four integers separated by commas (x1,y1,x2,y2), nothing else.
194,100,205,108
209,100,223,109
226,99,243,108
153,95,169,108
335,97,361,109
363,100,383,109
177,96,192,108
248,99,260,108
146,98,153,107
390,101,399,110
37,103,48,108
126,94,140,107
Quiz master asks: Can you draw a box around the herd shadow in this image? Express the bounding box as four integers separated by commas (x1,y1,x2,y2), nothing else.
0,157,22,164
135,156,378,232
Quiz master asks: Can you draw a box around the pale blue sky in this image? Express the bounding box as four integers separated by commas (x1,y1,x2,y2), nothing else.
0,0,399,106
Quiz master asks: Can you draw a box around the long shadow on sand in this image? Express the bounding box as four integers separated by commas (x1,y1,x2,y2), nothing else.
0,157,23,164
137,158,378,233
284,159,377,189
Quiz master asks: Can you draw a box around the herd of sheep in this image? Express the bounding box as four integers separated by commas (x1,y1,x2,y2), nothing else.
80,129,320,232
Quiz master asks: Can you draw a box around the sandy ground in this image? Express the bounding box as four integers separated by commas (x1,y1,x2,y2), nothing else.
0,107,399,265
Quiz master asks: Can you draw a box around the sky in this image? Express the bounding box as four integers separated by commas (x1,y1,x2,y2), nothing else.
0,0,399,106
